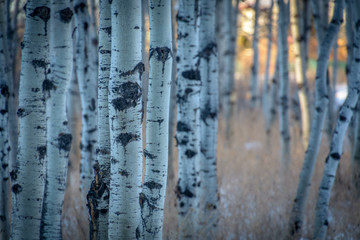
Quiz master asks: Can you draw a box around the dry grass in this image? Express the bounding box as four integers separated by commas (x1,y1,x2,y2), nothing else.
163,107,360,240
62,102,360,240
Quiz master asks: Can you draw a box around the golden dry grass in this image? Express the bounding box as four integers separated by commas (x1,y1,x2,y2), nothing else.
163,107,360,240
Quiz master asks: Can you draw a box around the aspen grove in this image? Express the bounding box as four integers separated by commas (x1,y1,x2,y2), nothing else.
2,0,360,239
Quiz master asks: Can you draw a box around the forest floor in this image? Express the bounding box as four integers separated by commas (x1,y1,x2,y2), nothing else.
163,107,360,240
62,99,360,240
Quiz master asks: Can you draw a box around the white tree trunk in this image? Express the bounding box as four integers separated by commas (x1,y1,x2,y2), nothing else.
290,0,311,148
278,0,291,166
73,0,98,206
140,0,172,238
287,0,344,237
268,54,280,131
0,1,10,238
195,0,219,237
263,0,274,134
223,0,239,138
250,0,260,108
176,0,199,238
40,1,73,239
87,0,111,239
108,1,143,239
11,1,50,239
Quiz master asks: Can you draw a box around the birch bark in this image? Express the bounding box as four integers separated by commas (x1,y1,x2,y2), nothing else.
268,54,280,131
287,0,344,237
290,0,311,148
176,0,199,238
108,1,143,239
0,1,10,238
263,0,274,134
73,0,98,206
196,0,219,237
87,0,111,239
40,1,73,239
140,0,172,238
278,0,291,166
11,1,50,239
313,15,360,239
250,0,260,108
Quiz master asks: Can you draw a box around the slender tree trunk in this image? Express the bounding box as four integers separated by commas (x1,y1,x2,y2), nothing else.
352,100,360,196
223,0,239,138
0,1,10,238
140,0,172,238
250,0,260,108
290,0,311,148
108,1,143,239
176,0,199,238
278,0,291,166
314,14,360,239
287,0,344,237
302,0,311,65
87,1,111,239
73,0,98,209
195,0,219,237
11,1,50,239
268,54,280,131
40,1,73,239
263,0,274,134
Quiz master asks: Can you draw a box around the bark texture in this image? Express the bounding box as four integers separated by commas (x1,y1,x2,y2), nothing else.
176,0,199,238
40,1,73,239
74,0,98,206
11,1,50,239
287,0,344,237
140,0,172,238
196,0,219,237
0,1,10,238
88,0,111,239
250,0,260,108
108,1,143,239
278,0,291,166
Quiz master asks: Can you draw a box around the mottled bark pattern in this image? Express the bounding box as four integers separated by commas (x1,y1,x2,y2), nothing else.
11,1,50,239
176,0,199,238
40,0,73,239
74,0,98,207
140,0,172,239
287,0,344,238
108,1,143,239
196,0,219,238
89,0,111,239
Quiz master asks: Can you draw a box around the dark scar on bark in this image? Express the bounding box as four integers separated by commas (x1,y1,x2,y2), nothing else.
59,7,73,23
149,47,172,74
74,2,87,13
16,108,29,118
119,62,145,81
185,149,197,158
89,98,96,111
201,101,217,125
144,149,156,159
0,84,9,98
10,169,18,181
195,42,217,62
58,133,72,151
30,6,50,35
37,145,47,160
181,69,200,80
115,133,140,147
144,181,162,190
11,184,22,194
111,82,142,111
42,79,57,97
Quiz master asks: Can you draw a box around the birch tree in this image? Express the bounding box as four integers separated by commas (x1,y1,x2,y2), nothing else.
87,0,111,239
195,0,219,237
250,0,260,108
176,0,199,238
108,1,143,238
314,11,360,239
11,1,50,239
262,0,274,133
268,54,280,131
278,0,291,166
0,1,10,238
40,1,73,238
73,0,98,205
287,0,345,237
140,0,172,238
290,0,311,148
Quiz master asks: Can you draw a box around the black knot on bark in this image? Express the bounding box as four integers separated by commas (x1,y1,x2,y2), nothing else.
0,84,9,98
58,133,72,151
330,152,341,160
196,42,217,61
111,82,141,111
144,181,162,190
37,145,47,160
30,6,50,22
144,149,156,159
11,184,22,194
181,69,200,80
42,79,57,94
185,149,197,158
115,133,139,147
201,101,217,125
74,2,87,13
59,7,73,23
177,121,191,132
149,47,172,74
